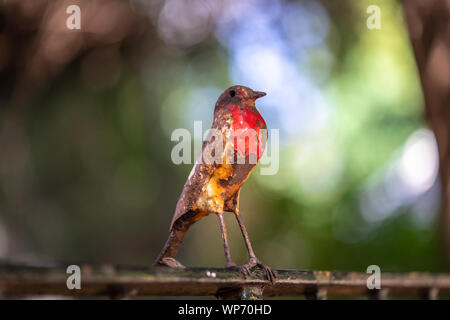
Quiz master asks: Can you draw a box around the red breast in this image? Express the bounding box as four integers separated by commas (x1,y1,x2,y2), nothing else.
229,104,267,160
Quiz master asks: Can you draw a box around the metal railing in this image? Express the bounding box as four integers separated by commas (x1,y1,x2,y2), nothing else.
0,261,449,299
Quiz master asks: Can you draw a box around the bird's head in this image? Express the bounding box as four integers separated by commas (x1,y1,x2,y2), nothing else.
215,85,266,111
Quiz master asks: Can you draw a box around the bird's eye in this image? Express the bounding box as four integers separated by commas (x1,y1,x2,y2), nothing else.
229,90,236,97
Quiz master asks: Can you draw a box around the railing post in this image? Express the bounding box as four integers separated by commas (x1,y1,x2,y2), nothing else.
216,285,264,300
420,287,439,300
107,285,138,300
368,288,389,300
305,287,328,300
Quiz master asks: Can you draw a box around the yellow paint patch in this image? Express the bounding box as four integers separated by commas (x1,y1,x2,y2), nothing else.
196,163,233,214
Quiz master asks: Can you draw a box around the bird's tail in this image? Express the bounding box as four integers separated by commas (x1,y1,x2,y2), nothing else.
153,214,194,267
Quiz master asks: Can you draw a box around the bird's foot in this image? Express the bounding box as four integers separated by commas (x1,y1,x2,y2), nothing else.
154,257,186,269
238,258,276,284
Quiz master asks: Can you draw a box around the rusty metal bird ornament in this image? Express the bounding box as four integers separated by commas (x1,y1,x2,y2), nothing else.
154,85,275,282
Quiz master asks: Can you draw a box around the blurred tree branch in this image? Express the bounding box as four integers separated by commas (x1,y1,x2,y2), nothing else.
402,0,450,267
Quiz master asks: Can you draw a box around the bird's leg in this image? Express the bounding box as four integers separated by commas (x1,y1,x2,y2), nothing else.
234,211,276,283
217,212,236,268
153,223,190,269
234,211,256,259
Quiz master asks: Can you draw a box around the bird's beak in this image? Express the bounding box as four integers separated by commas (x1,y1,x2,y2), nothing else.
252,91,266,99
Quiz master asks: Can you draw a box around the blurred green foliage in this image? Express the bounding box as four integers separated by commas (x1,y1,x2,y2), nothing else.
0,0,445,273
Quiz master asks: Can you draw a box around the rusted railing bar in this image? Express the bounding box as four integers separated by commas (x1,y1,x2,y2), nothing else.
1,262,450,298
